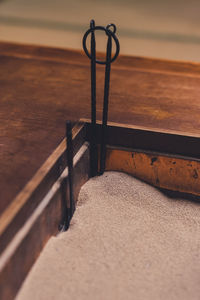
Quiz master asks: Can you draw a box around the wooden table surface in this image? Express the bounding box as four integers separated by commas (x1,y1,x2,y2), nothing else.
1,41,200,215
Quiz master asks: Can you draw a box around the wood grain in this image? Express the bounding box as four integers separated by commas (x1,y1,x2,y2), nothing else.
1,41,200,215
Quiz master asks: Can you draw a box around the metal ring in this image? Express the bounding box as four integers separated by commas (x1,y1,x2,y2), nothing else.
106,23,116,34
82,24,120,65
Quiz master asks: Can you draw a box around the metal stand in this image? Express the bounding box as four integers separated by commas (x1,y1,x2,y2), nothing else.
83,20,120,176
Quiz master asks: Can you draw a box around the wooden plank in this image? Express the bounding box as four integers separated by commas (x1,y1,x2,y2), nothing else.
0,122,86,255
0,142,90,300
105,148,200,196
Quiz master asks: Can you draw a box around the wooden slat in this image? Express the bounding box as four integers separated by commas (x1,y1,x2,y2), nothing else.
105,148,200,196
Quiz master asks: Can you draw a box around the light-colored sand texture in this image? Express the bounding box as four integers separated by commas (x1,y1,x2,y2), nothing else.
17,171,200,300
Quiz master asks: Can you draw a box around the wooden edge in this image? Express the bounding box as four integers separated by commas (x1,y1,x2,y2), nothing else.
105,147,200,197
83,119,200,160
0,142,90,300
1,41,200,76
0,122,86,254
0,41,87,65
80,118,200,138
115,55,200,77
83,119,200,195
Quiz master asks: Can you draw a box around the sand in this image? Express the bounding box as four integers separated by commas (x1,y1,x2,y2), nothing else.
16,171,200,300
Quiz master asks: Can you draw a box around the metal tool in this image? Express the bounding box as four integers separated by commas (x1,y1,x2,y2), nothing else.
59,121,74,231
59,176,68,231
89,20,98,177
66,121,74,219
83,20,120,176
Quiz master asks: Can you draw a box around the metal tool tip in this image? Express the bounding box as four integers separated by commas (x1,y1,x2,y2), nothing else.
90,19,95,29
66,120,72,133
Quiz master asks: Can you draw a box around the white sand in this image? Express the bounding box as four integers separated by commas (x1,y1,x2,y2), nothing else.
16,172,200,300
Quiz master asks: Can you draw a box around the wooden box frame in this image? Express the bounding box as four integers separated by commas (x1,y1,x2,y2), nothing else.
0,120,200,299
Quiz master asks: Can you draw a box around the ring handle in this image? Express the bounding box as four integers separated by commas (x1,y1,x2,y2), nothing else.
82,22,120,65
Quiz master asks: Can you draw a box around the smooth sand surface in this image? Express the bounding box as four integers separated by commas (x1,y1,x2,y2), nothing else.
16,172,200,300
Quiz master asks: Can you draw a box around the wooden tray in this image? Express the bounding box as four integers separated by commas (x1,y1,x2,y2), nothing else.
1,41,200,299
1,119,200,299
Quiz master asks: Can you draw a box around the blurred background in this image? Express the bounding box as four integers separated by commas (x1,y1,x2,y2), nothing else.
0,0,200,61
